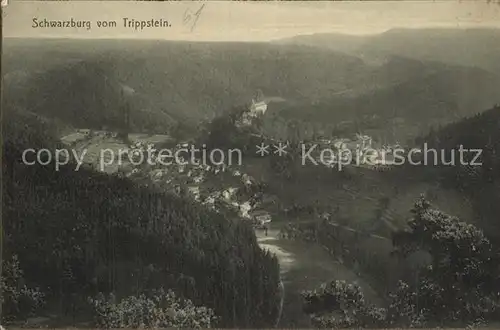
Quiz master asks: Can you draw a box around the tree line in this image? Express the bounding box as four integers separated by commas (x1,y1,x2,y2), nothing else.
303,196,500,328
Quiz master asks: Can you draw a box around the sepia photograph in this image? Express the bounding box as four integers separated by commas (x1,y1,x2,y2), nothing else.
2,0,500,328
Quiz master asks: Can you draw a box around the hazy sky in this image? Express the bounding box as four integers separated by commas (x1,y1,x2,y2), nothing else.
4,1,500,41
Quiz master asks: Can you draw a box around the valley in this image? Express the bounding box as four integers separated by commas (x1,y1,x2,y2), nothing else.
3,27,500,329
256,226,382,327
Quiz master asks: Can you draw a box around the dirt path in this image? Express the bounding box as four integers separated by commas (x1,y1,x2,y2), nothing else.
256,227,382,328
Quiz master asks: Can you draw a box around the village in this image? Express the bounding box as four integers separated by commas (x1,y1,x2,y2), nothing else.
58,90,412,239
243,93,404,170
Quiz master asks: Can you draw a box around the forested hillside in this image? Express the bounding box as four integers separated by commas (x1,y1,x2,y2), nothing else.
302,196,500,328
1,114,281,328
3,32,500,329
2,38,367,136
416,105,500,234
278,28,500,75
269,64,500,143
6,37,499,145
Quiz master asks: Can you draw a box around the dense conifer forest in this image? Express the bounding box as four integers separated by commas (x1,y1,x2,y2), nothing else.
1,118,281,328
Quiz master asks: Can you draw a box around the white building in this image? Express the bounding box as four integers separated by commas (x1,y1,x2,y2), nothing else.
333,139,348,150
249,210,272,227
356,133,372,149
249,99,268,116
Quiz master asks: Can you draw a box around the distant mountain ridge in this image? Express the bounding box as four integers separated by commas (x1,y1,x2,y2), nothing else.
4,35,499,144
269,60,500,142
2,39,372,134
276,28,500,74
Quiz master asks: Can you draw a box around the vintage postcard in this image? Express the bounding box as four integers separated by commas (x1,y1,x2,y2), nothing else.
2,0,500,329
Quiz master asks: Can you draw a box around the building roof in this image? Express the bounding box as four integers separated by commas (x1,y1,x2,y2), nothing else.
249,209,270,217
250,99,268,112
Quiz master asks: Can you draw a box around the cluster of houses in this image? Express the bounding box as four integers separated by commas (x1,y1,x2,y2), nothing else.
69,127,274,225
122,140,271,224
129,140,156,152
316,133,402,168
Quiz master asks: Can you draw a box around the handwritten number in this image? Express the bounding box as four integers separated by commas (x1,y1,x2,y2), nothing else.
183,3,205,32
